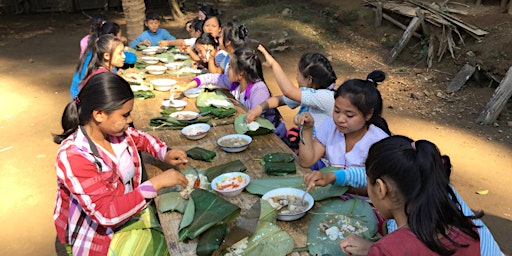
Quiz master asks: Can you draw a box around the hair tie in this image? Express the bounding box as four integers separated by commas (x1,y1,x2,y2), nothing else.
73,96,80,105
367,78,374,83
411,141,416,150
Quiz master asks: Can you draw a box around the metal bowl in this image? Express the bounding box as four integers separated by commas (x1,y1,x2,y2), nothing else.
262,187,314,221
211,172,250,197
216,134,252,153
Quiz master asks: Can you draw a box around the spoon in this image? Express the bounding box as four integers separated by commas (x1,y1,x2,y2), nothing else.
190,164,201,189
169,87,176,105
298,126,305,145
301,187,310,206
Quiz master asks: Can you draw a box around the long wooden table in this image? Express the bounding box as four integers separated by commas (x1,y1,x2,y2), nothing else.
130,62,312,255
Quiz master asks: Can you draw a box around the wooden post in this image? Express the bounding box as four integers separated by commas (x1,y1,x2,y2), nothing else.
477,66,512,124
415,8,430,37
386,17,421,64
501,0,508,8
476,0,482,5
375,2,383,28
508,0,512,14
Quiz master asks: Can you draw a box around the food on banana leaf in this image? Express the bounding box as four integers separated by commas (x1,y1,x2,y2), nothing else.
186,147,216,162
196,223,227,256
205,160,247,181
234,114,275,136
307,198,379,256
181,173,210,199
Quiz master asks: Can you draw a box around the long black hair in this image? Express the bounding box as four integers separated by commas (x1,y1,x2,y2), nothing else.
365,135,480,255
75,14,107,73
298,53,337,90
83,34,123,80
334,70,390,135
230,47,264,84
221,21,248,50
53,72,134,144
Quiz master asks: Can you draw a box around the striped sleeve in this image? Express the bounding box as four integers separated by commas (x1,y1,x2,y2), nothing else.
333,167,368,188
137,181,157,199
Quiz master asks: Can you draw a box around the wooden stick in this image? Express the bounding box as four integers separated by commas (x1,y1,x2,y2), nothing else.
386,16,421,64
382,13,422,38
375,2,383,28
415,8,430,37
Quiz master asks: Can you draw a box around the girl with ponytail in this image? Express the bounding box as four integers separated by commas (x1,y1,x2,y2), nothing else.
53,72,188,255
338,135,480,255
299,70,390,174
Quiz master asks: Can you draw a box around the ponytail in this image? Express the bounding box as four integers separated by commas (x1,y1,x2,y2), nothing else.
366,136,480,255
334,70,391,135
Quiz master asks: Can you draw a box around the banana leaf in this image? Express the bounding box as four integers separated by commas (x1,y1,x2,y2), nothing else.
156,192,188,213
234,114,275,136
307,198,379,256
212,200,261,256
186,147,216,162
198,106,237,119
221,200,294,256
196,90,234,109
133,90,155,100
196,223,227,256
178,189,240,241
260,153,295,163
204,160,247,181
245,176,348,201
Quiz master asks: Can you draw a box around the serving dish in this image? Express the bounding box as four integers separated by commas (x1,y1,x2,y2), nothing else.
262,187,314,221
216,134,252,153
150,78,177,91
211,172,250,197
181,123,210,140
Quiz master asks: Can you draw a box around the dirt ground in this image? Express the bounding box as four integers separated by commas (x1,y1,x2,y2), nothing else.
0,0,510,255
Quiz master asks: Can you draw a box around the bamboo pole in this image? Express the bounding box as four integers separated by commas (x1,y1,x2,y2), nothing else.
386,17,421,64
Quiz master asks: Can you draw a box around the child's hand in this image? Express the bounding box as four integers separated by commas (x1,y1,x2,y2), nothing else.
303,171,336,190
294,112,314,128
142,39,151,46
158,40,169,47
340,234,373,256
164,149,188,170
257,44,276,68
151,170,188,191
246,106,263,124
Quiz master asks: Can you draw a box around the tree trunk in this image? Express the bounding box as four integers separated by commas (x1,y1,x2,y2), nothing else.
122,0,146,41
169,0,185,20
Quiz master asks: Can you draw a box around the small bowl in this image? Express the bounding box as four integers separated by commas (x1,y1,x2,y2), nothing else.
162,99,187,110
146,65,168,75
181,123,210,140
142,49,157,55
151,78,177,91
262,187,314,221
183,88,202,98
165,62,184,71
141,56,159,64
217,134,252,153
211,172,250,197
170,111,200,121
